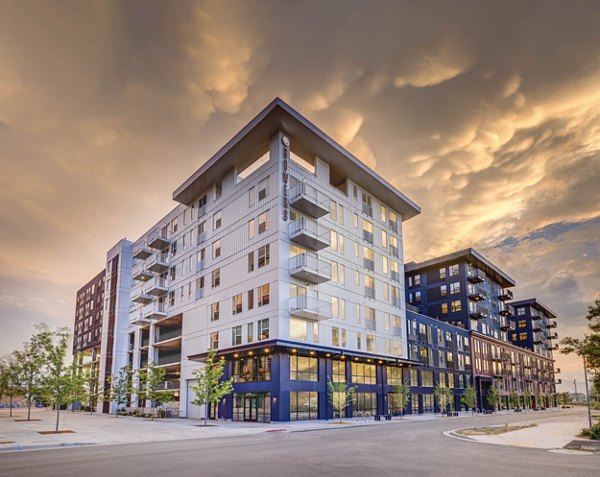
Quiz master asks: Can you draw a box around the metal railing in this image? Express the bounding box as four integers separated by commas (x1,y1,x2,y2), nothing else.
289,253,331,278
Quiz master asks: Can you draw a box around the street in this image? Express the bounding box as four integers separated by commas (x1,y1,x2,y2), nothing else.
0,408,597,477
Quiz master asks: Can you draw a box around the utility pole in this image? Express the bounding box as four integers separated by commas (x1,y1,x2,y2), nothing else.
583,356,593,429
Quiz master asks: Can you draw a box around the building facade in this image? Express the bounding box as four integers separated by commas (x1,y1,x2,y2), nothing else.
508,298,558,358
404,249,516,341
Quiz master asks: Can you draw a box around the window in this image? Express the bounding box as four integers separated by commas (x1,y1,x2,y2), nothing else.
440,285,448,297
290,391,318,421
441,302,448,314
339,204,344,225
451,300,461,312
450,282,460,294
353,213,358,228
517,307,526,316
351,362,376,384
211,269,221,288
381,205,387,223
215,182,222,201
363,220,373,243
381,230,388,249
213,210,222,230
258,177,268,201
258,284,270,306
330,200,337,221
232,325,242,346
248,187,255,207
366,334,375,352
232,294,242,315
170,265,176,281
387,367,402,385
210,331,219,349
341,329,347,347
211,302,220,321
332,297,339,319
213,239,221,259
340,299,346,320
198,194,207,210
170,240,178,257
258,211,269,234
168,291,175,306
355,303,361,324
439,268,446,279
257,318,269,340
258,244,270,268
332,327,340,346
415,291,421,303
330,230,338,252
248,289,254,310
333,360,345,382
248,252,254,272
233,356,271,382
339,234,344,255
382,256,389,275
414,274,421,286
331,261,338,283
290,355,318,381
421,370,434,387
290,318,308,341
248,219,256,239
247,322,254,342
449,264,459,276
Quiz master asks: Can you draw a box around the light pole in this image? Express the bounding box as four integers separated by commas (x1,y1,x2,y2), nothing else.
583,356,593,429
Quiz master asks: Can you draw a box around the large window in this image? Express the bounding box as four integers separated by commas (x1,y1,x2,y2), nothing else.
258,284,270,306
257,318,269,340
387,367,402,385
290,391,318,421
258,244,270,268
210,302,219,321
232,294,242,315
233,356,271,382
351,362,376,385
422,393,434,413
332,360,346,382
421,370,434,387
231,325,242,346
290,355,318,381
353,392,377,415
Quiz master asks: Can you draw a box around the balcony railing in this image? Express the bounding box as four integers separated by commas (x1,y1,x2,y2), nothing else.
362,229,374,244
498,288,514,301
133,245,153,260
390,245,399,258
155,328,182,344
389,220,398,233
289,253,331,284
364,286,375,299
133,267,153,282
195,287,204,300
147,253,169,273
147,227,170,250
363,257,375,271
392,296,402,307
362,202,373,217
132,292,153,305
146,276,168,297
288,182,330,218
196,259,205,273
468,285,487,301
289,294,331,321
157,353,181,366
548,332,558,340
289,217,330,251
391,270,400,282
196,231,207,245
469,304,488,320
467,268,486,283
547,320,557,328
499,304,514,317
365,319,376,331
144,302,167,321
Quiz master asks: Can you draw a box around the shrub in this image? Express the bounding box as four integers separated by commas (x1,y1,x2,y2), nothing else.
580,422,600,440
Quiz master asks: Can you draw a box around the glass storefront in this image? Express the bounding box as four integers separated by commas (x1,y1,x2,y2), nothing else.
232,392,271,422
233,356,271,382
290,391,318,420
353,392,377,416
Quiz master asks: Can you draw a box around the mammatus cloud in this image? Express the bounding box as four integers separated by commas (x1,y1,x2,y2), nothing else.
0,1,598,388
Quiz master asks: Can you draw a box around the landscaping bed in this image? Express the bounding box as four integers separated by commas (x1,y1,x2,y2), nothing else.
456,423,536,436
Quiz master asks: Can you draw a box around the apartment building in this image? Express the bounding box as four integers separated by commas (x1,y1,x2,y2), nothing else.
508,298,558,358
405,309,472,413
404,249,516,341
120,98,423,421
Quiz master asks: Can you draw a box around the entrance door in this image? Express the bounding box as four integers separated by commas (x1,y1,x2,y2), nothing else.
244,395,258,421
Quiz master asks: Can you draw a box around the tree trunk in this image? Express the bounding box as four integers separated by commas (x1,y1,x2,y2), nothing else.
9,395,13,417
55,406,60,433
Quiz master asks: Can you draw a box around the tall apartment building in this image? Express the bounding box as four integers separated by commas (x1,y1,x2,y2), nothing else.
122,98,422,421
404,249,516,341
508,298,558,358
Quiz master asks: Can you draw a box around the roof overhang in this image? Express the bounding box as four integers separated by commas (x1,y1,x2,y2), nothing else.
508,298,557,319
173,98,421,221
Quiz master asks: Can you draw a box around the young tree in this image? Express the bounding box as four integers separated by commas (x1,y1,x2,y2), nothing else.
524,388,533,410
0,357,21,417
391,383,409,418
509,390,519,409
190,349,234,426
38,327,72,432
109,364,133,418
486,385,500,411
434,384,452,414
66,358,86,413
327,379,356,422
461,384,476,412
82,366,99,415
136,361,175,420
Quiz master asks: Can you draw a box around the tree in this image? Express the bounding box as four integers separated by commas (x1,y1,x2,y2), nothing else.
81,366,99,414
434,384,452,414
190,349,234,426
109,365,133,418
136,362,175,420
509,390,519,409
390,383,409,418
66,357,86,413
327,379,356,422
461,384,476,412
524,388,533,409
38,327,72,433
486,385,500,411
0,357,21,417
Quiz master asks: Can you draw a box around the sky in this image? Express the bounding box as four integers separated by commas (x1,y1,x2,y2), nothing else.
0,0,598,391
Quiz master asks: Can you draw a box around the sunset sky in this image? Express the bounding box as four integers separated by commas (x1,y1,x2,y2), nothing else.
1,1,598,390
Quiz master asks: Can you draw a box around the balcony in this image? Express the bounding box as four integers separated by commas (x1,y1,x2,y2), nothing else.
533,335,544,344
131,313,153,326
155,328,182,345
133,246,153,260
147,227,170,250
289,294,331,321
364,286,375,299
289,217,330,251
468,285,487,301
392,297,402,307
288,182,330,218
147,253,169,273
144,302,167,321
547,320,557,328
363,257,375,271
500,319,511,331
499,304,514,317
469,304,488,320
467,268,486,283
365,319,376,331
391,270,400,282
362,202,373,217
498,288,513,301
196,259,205,273
147,276,168,297
390,245,399,258
157,353,181,366
195,288,204,300
548,332,558,340
196,231,207,245
132,292,153,305
157,380,181,391
550,344,559,351
555,367,561,374
532,323,542,332
289,253,331,284
388,220,398,233
133,267,153,282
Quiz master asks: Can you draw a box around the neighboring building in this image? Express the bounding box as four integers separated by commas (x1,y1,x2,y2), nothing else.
404,249,516,341
471,332,556,410
405,308,472,414
126,98,421,421
73,269,105,412
508,298,558,358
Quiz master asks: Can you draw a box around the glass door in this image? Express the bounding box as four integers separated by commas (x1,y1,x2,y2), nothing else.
244,395,258,421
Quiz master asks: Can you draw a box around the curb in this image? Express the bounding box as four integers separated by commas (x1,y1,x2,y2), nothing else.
0,442,96,453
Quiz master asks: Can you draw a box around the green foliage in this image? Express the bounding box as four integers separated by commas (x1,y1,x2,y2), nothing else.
509,390,520,409
110,365,133,418
461,385,476,411
328,379,356,422
486,385,500,411
391,383,410,417
190,349,234,425
434,384,453,413
136,362,175,419
580,422,600,440
561,297,600,378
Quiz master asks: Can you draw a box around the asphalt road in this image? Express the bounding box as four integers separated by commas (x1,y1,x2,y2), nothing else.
0,409,597,477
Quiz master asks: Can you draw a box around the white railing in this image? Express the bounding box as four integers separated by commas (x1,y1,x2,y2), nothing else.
289,253,331,279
